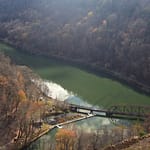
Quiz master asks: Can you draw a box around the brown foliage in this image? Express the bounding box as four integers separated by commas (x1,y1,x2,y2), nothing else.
56,129,76,150
0,54,47,149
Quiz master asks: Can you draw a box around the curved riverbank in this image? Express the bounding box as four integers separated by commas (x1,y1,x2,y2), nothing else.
43,54,150,96
0,42,150,107
1,40,150,96
21,114,94,150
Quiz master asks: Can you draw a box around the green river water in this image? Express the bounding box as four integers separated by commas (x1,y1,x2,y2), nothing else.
0,42,150,150
0,42,150,107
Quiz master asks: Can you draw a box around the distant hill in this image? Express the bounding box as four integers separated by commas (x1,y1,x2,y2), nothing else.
0,0,150,89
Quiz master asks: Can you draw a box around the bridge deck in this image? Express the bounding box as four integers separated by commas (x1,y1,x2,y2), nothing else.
68,104,148,121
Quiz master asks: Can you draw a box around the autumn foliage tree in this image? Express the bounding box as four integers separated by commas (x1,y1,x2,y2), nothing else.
0,53,49,149
0,55,21,147
55,129,76,150
1,0,150,91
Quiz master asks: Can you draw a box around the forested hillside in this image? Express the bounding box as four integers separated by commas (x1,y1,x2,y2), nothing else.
0,53,51,149
0,0,150,89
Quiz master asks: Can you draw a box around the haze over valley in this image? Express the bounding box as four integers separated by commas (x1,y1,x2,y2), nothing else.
0,0,150,150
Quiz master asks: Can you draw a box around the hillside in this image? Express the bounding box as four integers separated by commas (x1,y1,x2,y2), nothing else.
0,0,150,91
124,137,150,150
0,53,54,149
119,134,150,150
0,1,150,149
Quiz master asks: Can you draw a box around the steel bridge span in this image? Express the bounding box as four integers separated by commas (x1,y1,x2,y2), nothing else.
68,104,149,121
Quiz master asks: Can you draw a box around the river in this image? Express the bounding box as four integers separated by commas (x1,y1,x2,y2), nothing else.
0,42,150,149
0,43,150,107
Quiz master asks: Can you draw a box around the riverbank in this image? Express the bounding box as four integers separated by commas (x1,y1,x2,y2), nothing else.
104,133,150,150
21,114,95,150
20,124,53,150
45,54,150,96
1,40,150,96
1,41,150,107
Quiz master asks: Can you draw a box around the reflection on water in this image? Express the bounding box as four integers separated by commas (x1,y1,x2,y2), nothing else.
25,83,131,150
25,116,125,150
25,116,131,150
25,129,57,150
32,79,73,101
75,117,111,132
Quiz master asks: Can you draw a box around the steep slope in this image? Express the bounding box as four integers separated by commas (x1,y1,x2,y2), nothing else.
124,137,150,150
0,53,49,149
